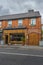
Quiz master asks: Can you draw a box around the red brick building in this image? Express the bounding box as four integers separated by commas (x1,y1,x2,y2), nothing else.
0,10,41,46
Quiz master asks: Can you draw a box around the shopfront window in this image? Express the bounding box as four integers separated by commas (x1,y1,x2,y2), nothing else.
10,33,25,41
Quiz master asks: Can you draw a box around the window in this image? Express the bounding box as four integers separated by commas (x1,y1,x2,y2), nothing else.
42,26,43,30
41,26,43,40
10,33,25,41
0,22,2,27
18,19,22,26
31,18,36,26
8,20,12,27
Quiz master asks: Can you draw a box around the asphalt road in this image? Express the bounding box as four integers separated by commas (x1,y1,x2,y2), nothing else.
0,47,43,65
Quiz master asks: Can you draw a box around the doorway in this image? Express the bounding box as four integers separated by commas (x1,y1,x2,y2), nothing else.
5,35,8,44
28,33,39,46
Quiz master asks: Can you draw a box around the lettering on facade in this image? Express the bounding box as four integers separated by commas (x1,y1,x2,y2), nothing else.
28,29,41,34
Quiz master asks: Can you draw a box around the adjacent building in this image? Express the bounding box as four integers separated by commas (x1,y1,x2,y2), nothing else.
0,10,41,46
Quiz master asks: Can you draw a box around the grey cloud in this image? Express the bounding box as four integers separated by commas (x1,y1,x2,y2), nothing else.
6,0,34,13
7,0,42,13
0,0,43,17
0,0,42,14
0,0,43,13
0,5,10,16
0,0,43,23
0,9,10,15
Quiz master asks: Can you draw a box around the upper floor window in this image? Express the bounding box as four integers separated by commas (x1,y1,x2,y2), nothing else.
8,20,12,27
31,18,36,26
0,22,2,27
42,26,43,30
18,19,23,26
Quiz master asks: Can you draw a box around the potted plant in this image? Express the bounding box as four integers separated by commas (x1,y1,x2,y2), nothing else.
21,37,25,46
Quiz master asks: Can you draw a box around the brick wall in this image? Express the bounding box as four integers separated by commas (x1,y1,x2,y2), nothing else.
1,17,41,29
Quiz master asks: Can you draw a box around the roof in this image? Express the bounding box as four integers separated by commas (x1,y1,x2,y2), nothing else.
0,10,41,21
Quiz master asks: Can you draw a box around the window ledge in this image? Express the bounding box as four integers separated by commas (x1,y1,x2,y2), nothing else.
30,24,36,26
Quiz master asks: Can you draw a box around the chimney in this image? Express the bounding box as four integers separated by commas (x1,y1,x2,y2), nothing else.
28,9,34,13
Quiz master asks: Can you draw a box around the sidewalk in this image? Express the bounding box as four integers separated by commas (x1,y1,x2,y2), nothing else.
20,45,43,49
0,44,22,48
0,44,43,49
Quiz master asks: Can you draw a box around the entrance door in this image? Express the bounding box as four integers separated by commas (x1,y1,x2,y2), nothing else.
5,35,8,44
29,33,39,45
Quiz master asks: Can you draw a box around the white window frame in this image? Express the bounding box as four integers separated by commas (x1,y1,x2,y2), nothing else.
18,19,22,26
42,26,43,30
8,20,12,27
0,22,2,27
31,18,36,26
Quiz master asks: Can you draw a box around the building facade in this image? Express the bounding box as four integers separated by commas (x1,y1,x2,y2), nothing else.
0,10,41,46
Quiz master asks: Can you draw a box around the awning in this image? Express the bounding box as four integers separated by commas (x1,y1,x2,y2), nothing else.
3,26,27,30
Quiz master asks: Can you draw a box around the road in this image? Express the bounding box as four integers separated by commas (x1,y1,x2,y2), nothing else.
0,47,43,65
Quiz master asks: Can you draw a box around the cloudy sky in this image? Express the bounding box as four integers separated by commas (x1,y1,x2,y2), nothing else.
0,0,43,23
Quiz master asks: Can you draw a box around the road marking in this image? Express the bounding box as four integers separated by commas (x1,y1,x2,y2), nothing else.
0,52,43,57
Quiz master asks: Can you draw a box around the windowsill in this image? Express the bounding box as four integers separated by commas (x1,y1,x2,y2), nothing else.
10,41,23,44
30,24,36,26
18,25,23,26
